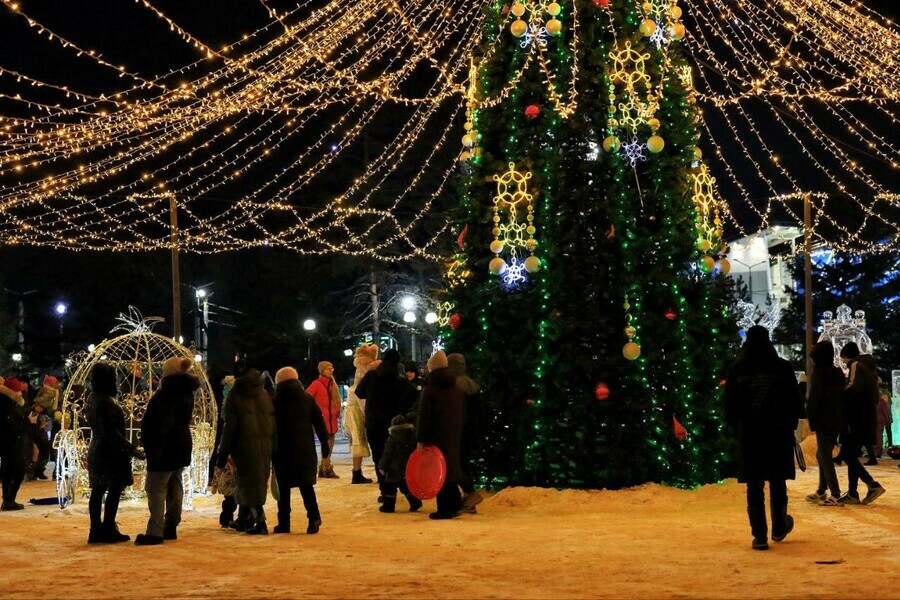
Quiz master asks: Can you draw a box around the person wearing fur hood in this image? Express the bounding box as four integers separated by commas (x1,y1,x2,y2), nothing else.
447,353,485,512
306,361,341,479
344,344,378,484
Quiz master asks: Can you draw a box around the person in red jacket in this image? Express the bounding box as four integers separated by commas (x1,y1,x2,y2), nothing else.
307,361,341,479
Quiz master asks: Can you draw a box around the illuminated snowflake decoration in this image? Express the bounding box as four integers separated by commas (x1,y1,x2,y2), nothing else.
622,137,647,166
501,255,529,290
649,21,669,48
521,22,548,49
432,336,445,355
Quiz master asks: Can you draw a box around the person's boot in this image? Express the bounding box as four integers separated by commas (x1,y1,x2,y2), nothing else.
88,528,109,544
163,525,177,541
246,521,268,535
379,495,397,513
323,467,340,479
351,469,372,484
405,494,423,512
134,534,164,546
105,524,131,543
219,511,233,528
772,515,794,542
0,501,24,511
274,513,290,534
306,517,321,534
747,505,767,547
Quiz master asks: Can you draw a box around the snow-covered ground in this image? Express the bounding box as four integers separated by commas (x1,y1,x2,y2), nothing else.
1,447,898,599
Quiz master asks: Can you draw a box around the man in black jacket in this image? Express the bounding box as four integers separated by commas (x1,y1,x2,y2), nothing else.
135,357,198,545
355,349,416,492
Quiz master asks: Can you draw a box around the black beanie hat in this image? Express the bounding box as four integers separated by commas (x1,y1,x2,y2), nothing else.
404,361,418,373
383,349,401,365
840,342,860,359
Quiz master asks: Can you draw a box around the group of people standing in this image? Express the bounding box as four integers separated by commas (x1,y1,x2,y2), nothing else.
0,373,63,511
72,341,483,545
726,326,888,551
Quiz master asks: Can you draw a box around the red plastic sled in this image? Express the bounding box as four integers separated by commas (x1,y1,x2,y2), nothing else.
405,445,447,500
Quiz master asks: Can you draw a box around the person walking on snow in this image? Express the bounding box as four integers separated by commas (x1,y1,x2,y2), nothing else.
306,361,341,479
135,357,198,546
216,361,276,535
447,353,485,512
377,413,423,513
805,341,844,506
417,351,467,520
272,367,330,535
837,343,886,505
725,326,804,551
344,344,378,484
86,363,144,544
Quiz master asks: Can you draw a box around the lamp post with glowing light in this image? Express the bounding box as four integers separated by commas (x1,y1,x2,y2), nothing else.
303,318,317,362
55,301,68,361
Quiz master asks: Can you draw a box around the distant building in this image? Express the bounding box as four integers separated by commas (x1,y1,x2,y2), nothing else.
725,226,807,313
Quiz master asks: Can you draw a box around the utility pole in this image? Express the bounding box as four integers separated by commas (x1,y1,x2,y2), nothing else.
169,194,182,341
803,193,814,378
369,269,380,347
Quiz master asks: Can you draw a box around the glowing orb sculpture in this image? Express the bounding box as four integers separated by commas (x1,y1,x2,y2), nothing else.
55,308,217,509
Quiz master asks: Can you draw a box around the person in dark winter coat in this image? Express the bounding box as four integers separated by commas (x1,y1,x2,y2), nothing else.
272,367,330,535
417,351,467,520
377,414,423,513
86,362,144,544
135,357,199,546
805,341,844,505
447,353,484,512
356,349,416,490
404,361,423,393
725,326,804,550
0,379,29,511
838,343,885,505
216,364,276,535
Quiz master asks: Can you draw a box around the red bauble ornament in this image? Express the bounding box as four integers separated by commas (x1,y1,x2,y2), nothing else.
449,313,462,330
525,104,540,119
673,416,688,441
593,0,609,7
457,223,469,250
595,382,611,401
664,309,677,321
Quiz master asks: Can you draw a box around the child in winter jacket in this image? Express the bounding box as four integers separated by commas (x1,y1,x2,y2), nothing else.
377,414,422,513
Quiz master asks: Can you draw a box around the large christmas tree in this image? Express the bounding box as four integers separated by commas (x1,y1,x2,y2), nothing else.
441,0,737,489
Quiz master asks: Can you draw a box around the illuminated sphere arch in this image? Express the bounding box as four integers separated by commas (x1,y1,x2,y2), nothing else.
55,309,216,508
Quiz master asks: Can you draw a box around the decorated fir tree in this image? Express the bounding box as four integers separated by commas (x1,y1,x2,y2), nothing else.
441,0,737,489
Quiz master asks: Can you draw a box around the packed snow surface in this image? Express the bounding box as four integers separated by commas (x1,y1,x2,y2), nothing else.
1,452,898,598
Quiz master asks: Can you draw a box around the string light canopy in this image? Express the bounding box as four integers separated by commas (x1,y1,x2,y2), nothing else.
0,0,895,257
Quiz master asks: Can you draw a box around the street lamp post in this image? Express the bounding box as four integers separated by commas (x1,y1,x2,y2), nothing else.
55,302,68,360
303,318,317,361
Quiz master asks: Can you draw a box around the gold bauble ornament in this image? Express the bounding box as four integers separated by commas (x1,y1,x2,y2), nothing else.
547,2,561,16
510,19,528,37
671,5,682,19
642,2,653,13
526,225,537,235
489,257,507,274
699,255,716,273
489,240,504,254
647,135,665,153
546,18,562,35
525,239,537,252
459,151,471,162
716,258,731,276
697,238,712,252
671,23,686,39
623,342,641,361
524,256,541,273
648,117,660,131
463,121,473,131
639,19,657,37
492,227,501,237
511,2,526,17
692,147,702,160
602,135,621,153
462,134,474,147
624,325,636,338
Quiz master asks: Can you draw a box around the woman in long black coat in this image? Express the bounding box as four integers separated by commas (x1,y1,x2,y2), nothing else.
725,326,803,550
0,383,29,511
86,362,143,544
417,351,466,520
272,367,330,534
